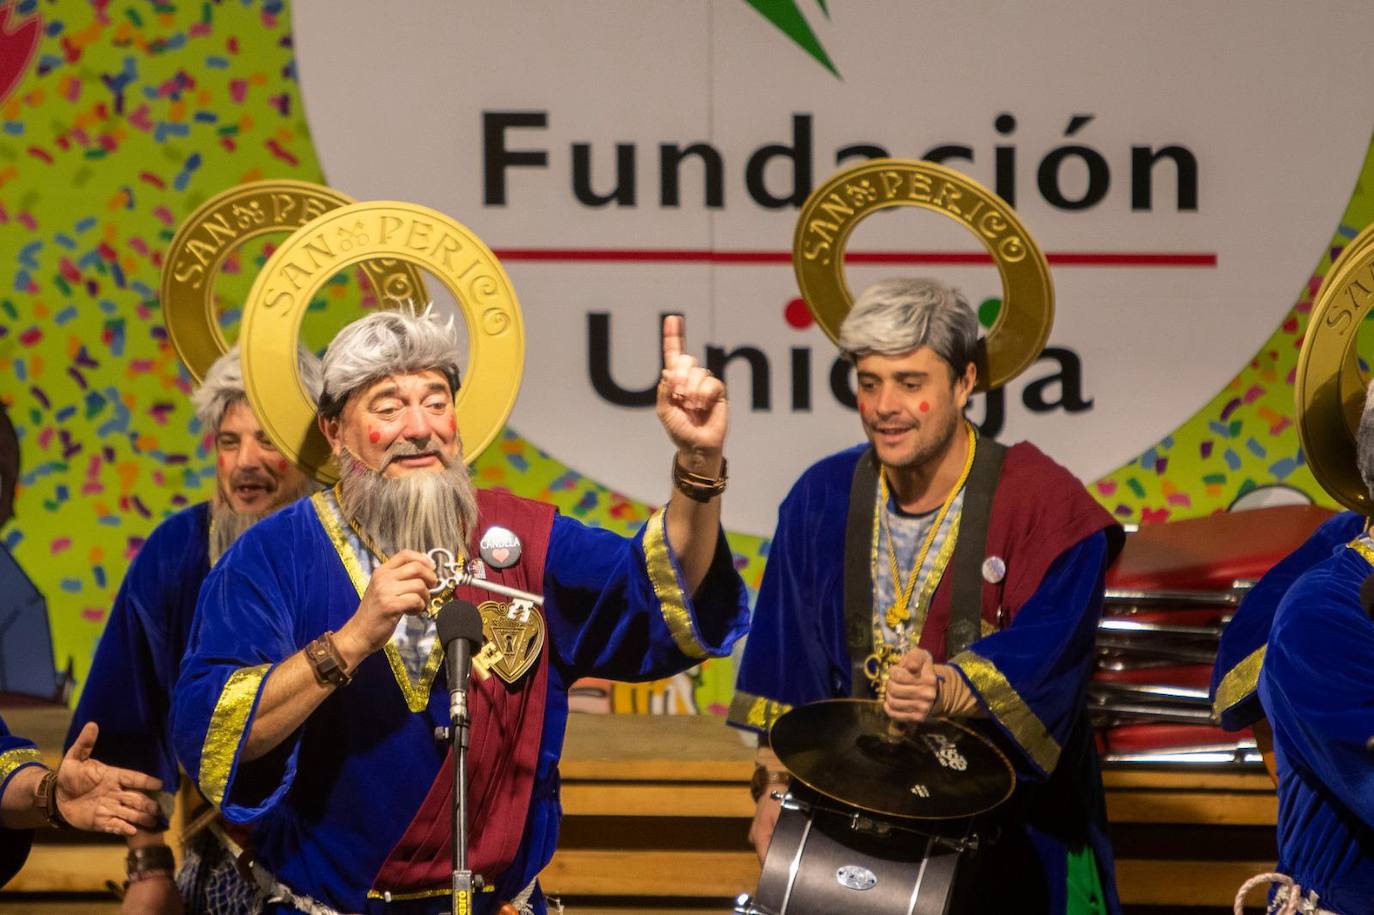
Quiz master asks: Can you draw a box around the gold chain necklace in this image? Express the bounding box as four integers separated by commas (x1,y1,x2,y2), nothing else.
862,422,976,700
879,422,976,630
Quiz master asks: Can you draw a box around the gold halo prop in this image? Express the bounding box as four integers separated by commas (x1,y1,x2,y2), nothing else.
793,159,1053,391
1295,222,1374,513
160,180,428,382
240,201,525,484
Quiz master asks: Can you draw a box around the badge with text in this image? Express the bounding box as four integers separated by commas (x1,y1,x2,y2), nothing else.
478,598,543,684
479,526,522,569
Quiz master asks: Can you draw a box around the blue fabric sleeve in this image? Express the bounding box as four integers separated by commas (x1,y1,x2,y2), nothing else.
0,715,42,886
729,487,850,733
543,507,749,682
170,537,299,825
66,546,180,790
1261,562,1374,828
950,532,1107,779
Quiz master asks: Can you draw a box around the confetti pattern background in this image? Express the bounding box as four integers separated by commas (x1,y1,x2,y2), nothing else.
0,0,1366,711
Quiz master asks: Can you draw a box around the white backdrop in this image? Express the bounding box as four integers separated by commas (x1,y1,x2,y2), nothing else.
292,1,1374,535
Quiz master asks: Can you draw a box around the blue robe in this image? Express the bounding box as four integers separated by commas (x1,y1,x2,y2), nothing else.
731,443,1119,915
1259,536,1374,914
172,493,748,914
0,714,44,886
1210,511,1363,730
66,502,210,801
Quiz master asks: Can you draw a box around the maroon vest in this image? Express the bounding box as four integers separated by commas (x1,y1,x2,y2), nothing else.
371,488,556,897
917,441,1121,661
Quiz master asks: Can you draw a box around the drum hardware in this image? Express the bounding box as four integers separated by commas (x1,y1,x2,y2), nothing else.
733,894,779,915
780,790,981,855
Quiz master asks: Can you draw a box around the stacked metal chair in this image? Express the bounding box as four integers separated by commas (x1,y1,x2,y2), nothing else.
1091,504,1336,767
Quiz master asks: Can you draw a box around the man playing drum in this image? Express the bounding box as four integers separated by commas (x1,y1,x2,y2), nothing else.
730,278,1124,914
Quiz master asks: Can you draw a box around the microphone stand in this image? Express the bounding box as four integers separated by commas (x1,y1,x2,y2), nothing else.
452,681,473,915
425,557,547,915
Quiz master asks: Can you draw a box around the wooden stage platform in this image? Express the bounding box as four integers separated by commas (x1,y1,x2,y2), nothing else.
0,707,1275,912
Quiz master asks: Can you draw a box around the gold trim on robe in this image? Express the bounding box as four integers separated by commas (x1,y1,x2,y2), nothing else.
1212,644,1266,722
199,663,271,806
311,491,445,714
643,506,710,660
949,649,1061,774
0,748,43,785
727,690,793,733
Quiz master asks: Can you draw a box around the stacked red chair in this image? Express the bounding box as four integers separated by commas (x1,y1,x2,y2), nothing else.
1094,504,1336,765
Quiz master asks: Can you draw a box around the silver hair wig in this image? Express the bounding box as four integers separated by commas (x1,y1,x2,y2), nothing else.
1359,378,1374,500
318,306,462,420
837,277,982,379
191,344,324,433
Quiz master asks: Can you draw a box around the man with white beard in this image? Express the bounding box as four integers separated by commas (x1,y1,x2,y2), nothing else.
172,308,748,914
68,345,317,915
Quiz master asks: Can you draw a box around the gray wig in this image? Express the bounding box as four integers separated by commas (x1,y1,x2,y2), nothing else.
318,306,462,420
838,277,981,379
192,344,323,433
1359,379,1374,500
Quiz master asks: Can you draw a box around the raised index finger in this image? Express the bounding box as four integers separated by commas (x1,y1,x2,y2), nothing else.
662,314,684,366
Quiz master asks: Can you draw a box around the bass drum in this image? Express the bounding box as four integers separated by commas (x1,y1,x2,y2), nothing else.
751,786,977,915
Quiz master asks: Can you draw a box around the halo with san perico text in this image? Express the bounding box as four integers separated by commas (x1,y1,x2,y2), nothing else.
793,159,1053,392
160,179,428,383
1295,221,1374,514
239,201,526,484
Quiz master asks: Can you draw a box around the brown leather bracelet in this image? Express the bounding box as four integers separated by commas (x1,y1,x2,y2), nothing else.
304,631,352,687
749,765,790,803
672,455,727,503
33,768,68,829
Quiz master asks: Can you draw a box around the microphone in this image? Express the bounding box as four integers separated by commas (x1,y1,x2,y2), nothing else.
436,599,485,726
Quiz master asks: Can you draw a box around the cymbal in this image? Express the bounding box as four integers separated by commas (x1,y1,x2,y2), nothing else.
770,700,1015,821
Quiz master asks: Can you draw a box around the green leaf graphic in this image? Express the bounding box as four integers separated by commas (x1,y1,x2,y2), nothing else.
744,0,839,77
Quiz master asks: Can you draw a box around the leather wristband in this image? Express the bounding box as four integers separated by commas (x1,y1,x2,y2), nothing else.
672,455,727,503
126,844,176,881
749,764,790,803
305,631,352,687
34,769,68,829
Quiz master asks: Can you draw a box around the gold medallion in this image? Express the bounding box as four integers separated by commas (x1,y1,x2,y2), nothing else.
1295,222,1374,513
160,180,427,382
238,201,525,482
478,599,543,684
792,159,1053,391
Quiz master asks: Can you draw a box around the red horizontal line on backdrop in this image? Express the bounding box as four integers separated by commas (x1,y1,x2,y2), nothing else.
489,248,1217,267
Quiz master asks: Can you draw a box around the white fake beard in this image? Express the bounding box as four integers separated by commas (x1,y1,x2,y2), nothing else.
208,474,314,564
335,445,477,557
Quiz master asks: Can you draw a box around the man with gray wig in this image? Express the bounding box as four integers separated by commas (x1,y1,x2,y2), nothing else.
67,344,316,915
1251,382,1374,913
733,277,1125,914
173,307,749,913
